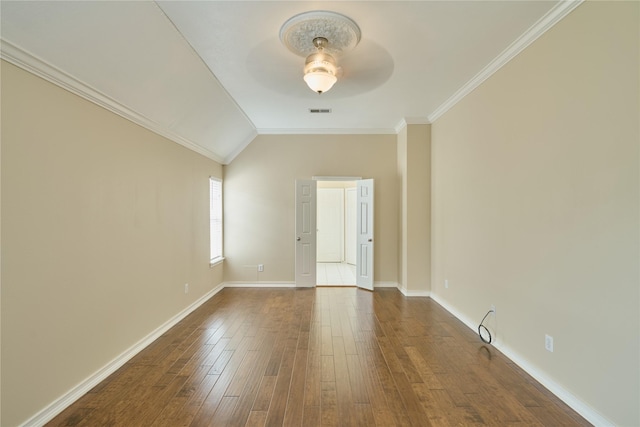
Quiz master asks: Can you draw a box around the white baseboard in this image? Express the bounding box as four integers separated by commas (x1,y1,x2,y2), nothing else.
20,283,225,427
25,284,608,427
374,281,398,288
223,281,296,288
429,293,613,427
403,290,431,297
396,284,430,297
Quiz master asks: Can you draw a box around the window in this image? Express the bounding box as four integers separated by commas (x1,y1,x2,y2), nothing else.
209,177,223,264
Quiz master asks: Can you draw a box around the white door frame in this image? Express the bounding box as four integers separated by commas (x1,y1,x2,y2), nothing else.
296,177,374,289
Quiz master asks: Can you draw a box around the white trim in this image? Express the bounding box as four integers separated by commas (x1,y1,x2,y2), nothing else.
313,176,362,181
221,130,258,165
395,119,408,134
427,0,584,123
209,257,225,268
404,117,430,125
397,285,430,297
256,127,397,135
403,290,430,297
20,283,225,427
373,281,398,288
0,39,227,164
223,281,296,288
395,117,431,134
429,293,613,427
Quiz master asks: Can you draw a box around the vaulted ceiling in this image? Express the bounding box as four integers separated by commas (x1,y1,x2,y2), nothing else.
1,1,580,164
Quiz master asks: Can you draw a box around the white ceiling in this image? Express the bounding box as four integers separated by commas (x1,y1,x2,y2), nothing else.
1,1,578,164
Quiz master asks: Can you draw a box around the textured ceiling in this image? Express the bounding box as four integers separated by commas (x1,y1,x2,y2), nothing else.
1,1,579,164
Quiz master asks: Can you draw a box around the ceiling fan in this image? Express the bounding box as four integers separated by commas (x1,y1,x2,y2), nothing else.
245,10,394,98
279,10,391,95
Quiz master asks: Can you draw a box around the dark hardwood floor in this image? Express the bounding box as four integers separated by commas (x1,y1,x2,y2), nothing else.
47,287,590,426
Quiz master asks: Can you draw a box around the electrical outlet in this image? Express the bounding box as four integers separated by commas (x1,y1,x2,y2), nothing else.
490,304,496,315
258,264,264,272
444,279,449,289
184,283,189,294
545,334,554,352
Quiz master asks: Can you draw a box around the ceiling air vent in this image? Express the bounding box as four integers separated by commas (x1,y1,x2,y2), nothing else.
309,108,332,114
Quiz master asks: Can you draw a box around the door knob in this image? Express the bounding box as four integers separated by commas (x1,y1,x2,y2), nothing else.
297,237,301,241
368,238,373,242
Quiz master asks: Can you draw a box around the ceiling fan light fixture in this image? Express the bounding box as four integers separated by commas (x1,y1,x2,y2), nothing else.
303,44,338,94
280,11,361,95
304,70,337,95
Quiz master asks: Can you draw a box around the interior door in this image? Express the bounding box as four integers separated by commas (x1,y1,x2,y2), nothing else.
356,179,374,290
295,180,317,287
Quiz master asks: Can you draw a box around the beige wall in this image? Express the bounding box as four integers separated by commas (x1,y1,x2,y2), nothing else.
223,134,398,285
1,61,224,426
397,124,431,294
397,127,407,289
431,2,639,425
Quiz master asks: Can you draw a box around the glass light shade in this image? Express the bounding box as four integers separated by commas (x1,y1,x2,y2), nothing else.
303,51,338,94
304,71,337,94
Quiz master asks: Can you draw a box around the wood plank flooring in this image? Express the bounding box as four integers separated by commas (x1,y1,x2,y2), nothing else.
47,288,591,426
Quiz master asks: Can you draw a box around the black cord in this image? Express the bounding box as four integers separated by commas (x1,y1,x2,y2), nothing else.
478,310,493,344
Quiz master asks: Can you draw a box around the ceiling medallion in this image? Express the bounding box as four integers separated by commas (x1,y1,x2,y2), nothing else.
280,11,361,94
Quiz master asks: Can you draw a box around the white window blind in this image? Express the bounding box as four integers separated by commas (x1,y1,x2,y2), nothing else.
209,177,223,263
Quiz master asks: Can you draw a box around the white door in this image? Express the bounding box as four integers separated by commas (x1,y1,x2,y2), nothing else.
356,179,374,291
317,188,344,262
345,188,357,265
295,180,317,287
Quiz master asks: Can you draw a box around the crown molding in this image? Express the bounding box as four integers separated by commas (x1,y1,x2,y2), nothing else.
256,127,398,135
404,117,431,125
0,39,227,164
395,119,408,134
395,117,431,133
222,130,258,165
427,0,584,123
256,127,398,136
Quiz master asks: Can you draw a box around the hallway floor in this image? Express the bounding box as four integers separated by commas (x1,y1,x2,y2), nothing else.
316,262,356,286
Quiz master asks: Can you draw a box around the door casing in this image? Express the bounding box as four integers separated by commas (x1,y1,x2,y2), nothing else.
295,178,374,290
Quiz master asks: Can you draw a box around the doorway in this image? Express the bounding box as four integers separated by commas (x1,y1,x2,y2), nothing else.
316,181,357,286
295,178,374,290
